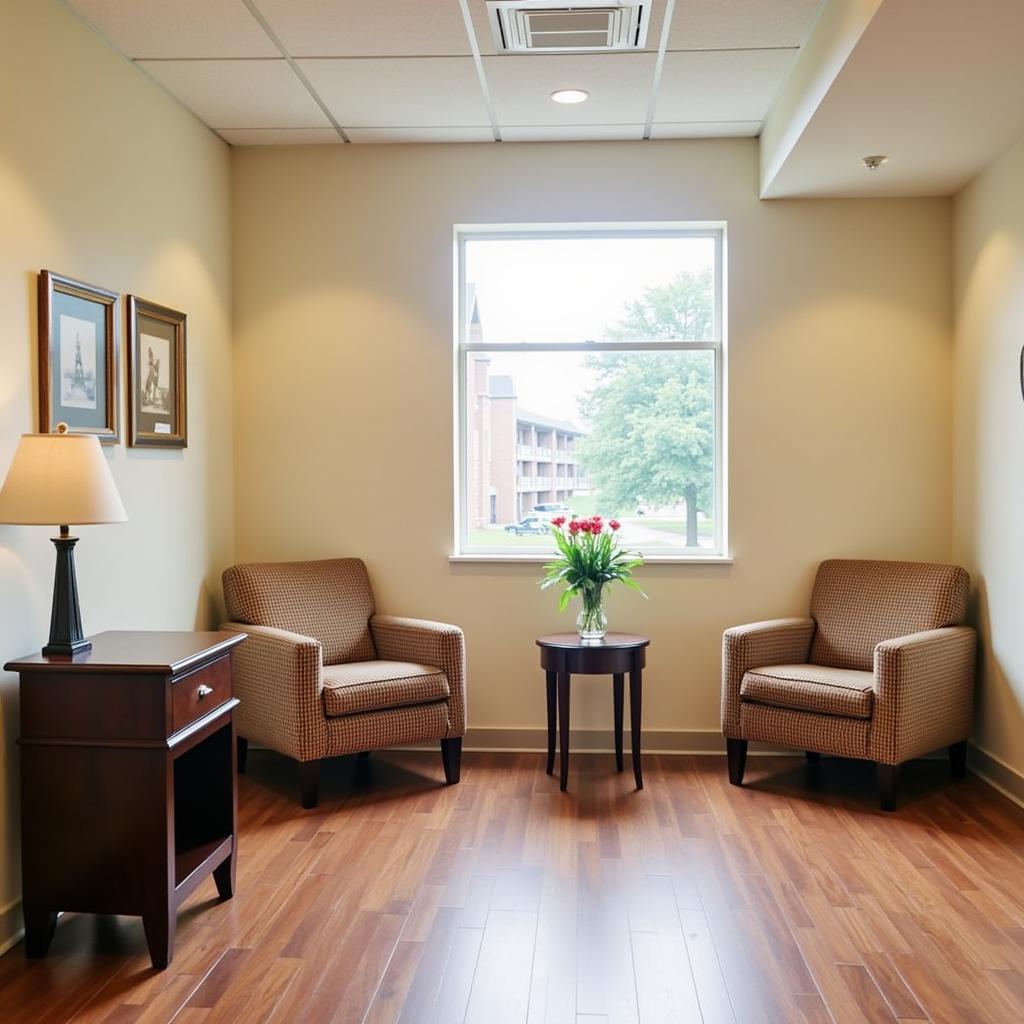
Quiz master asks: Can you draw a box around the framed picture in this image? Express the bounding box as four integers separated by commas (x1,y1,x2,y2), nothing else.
38,270,120,443
127,297,187,448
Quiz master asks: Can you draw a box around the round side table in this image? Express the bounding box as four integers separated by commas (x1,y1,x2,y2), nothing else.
536,632,650,792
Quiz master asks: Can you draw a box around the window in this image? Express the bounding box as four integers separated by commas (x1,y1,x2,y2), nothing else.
455,225,726,559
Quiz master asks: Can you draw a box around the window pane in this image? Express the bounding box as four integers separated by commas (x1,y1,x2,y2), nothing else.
464,235,717,344
464,349,717,552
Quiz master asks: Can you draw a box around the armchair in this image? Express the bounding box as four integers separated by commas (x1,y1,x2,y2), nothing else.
722,559,975,810
222,558,467,808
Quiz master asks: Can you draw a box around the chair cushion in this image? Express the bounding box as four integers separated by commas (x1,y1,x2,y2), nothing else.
223,558,376,665
321,660,450,719
809,559,969,671
740,664,875,720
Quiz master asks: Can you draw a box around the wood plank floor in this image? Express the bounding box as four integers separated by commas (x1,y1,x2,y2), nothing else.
2,750,1024,1023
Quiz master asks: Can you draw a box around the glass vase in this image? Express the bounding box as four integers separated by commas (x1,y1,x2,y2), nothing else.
576,586,608,642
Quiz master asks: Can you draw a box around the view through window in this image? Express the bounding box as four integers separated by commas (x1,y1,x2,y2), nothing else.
457,227,725,557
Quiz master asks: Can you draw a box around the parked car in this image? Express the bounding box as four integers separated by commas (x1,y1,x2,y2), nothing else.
531,503,572,520
505,516,550,536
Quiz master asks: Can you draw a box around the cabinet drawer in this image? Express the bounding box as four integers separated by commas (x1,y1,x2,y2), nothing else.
171,657,231,734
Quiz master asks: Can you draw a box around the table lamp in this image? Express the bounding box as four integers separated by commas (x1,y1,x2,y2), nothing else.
0,423,127,655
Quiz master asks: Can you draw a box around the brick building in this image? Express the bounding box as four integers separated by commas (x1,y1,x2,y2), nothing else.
466,289,589,527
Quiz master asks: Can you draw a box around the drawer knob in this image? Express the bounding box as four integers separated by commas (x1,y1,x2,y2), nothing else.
196,684,214,700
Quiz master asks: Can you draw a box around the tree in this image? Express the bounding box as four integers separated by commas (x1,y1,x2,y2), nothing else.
579,270,714,546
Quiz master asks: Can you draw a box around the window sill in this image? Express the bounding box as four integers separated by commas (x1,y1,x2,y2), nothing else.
449,553,734,565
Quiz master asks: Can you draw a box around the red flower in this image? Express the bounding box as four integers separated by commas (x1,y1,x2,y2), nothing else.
568,520,581,535
551,516,566,527
609,519,621,531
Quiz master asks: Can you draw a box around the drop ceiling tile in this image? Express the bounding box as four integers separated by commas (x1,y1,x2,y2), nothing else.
346,126,494,143
483,53,656,126
668,0,822,50
137,60,330,129
67,0,278,58
298,58,489,127
254,0,472,56
651,121,761,138
502,124,644,142
219,128,342,145
654,49,797,123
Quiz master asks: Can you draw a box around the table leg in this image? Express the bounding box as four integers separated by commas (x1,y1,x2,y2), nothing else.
142,898,174,970
22,903,57,959
558,670,571,792
629,667,643,790
546,671,556,775
613,673,624,772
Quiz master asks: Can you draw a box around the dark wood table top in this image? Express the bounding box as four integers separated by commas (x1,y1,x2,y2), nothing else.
536,632,649,650
4,630,245,675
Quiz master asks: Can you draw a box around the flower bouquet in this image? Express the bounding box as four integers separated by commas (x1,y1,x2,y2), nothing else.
540,516,645,641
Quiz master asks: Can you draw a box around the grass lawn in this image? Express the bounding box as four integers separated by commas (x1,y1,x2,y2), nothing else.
467,528,555,549
638,517,714,537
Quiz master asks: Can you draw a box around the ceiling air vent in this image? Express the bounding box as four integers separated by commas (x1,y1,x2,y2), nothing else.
487,1,650,52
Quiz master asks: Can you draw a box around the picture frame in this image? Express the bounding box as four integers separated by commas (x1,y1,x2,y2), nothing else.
127,296,187,448
38,270,120,443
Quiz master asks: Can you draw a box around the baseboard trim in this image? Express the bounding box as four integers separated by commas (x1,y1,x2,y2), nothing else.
968,743,1024,811
0,896,23,957
453,727,790,755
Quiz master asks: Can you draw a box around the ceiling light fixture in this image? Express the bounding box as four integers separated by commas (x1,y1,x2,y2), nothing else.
551,89,589,104
862,155,888,171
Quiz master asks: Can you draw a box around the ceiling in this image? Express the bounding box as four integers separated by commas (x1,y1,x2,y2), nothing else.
64,0,1024,199
65,0,823,146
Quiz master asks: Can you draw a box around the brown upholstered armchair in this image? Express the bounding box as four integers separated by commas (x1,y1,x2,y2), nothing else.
722,559,976,810
222,558,467,808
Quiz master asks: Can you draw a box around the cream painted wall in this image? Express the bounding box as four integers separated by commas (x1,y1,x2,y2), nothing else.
953,137,1024,781
231,141,953,746
0,0,233,950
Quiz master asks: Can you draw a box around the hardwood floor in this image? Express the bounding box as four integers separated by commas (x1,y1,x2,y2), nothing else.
2,749,1024,1023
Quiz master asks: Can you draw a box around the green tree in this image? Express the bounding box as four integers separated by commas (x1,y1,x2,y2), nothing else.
579,270,714,546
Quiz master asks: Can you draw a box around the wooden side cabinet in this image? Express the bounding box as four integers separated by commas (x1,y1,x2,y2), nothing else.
5,630,246,970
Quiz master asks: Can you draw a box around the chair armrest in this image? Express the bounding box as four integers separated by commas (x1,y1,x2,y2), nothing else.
371,615,467,737
722,618,816,736
221,622,325,760
871,626,976,764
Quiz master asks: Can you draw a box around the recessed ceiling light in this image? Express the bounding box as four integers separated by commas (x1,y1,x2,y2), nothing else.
551,89,589,104
862,155,888,171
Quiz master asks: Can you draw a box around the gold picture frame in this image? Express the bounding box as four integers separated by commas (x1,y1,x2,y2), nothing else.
127,296,187,448
38,270,120,443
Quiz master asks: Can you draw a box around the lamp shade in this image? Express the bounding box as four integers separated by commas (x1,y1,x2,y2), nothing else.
0,430,127,526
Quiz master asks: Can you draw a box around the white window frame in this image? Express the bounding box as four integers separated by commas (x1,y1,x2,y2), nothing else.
452,222,729,563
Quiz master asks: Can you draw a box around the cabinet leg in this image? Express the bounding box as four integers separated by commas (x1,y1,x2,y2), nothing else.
142,905,174,970
298,759,321,809
22,904,57,959
949,740,968,780
629,668,643,790
545,671,556,776
213,852,235,901
878,762,899,812
236,736,248,774
558,670,571,792
726,738,748,785
613,673,624,773
441,737,462,785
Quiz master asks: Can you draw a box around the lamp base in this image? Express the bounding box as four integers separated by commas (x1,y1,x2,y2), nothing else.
45,528,90,658
42,638,92,657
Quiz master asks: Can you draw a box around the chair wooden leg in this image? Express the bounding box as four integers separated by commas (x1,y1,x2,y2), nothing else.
805,751,821,763
726,739,747,786
441,737,462,785
949,740,968,780
236,737,248,774
298,759,321,809
877,762,899,811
